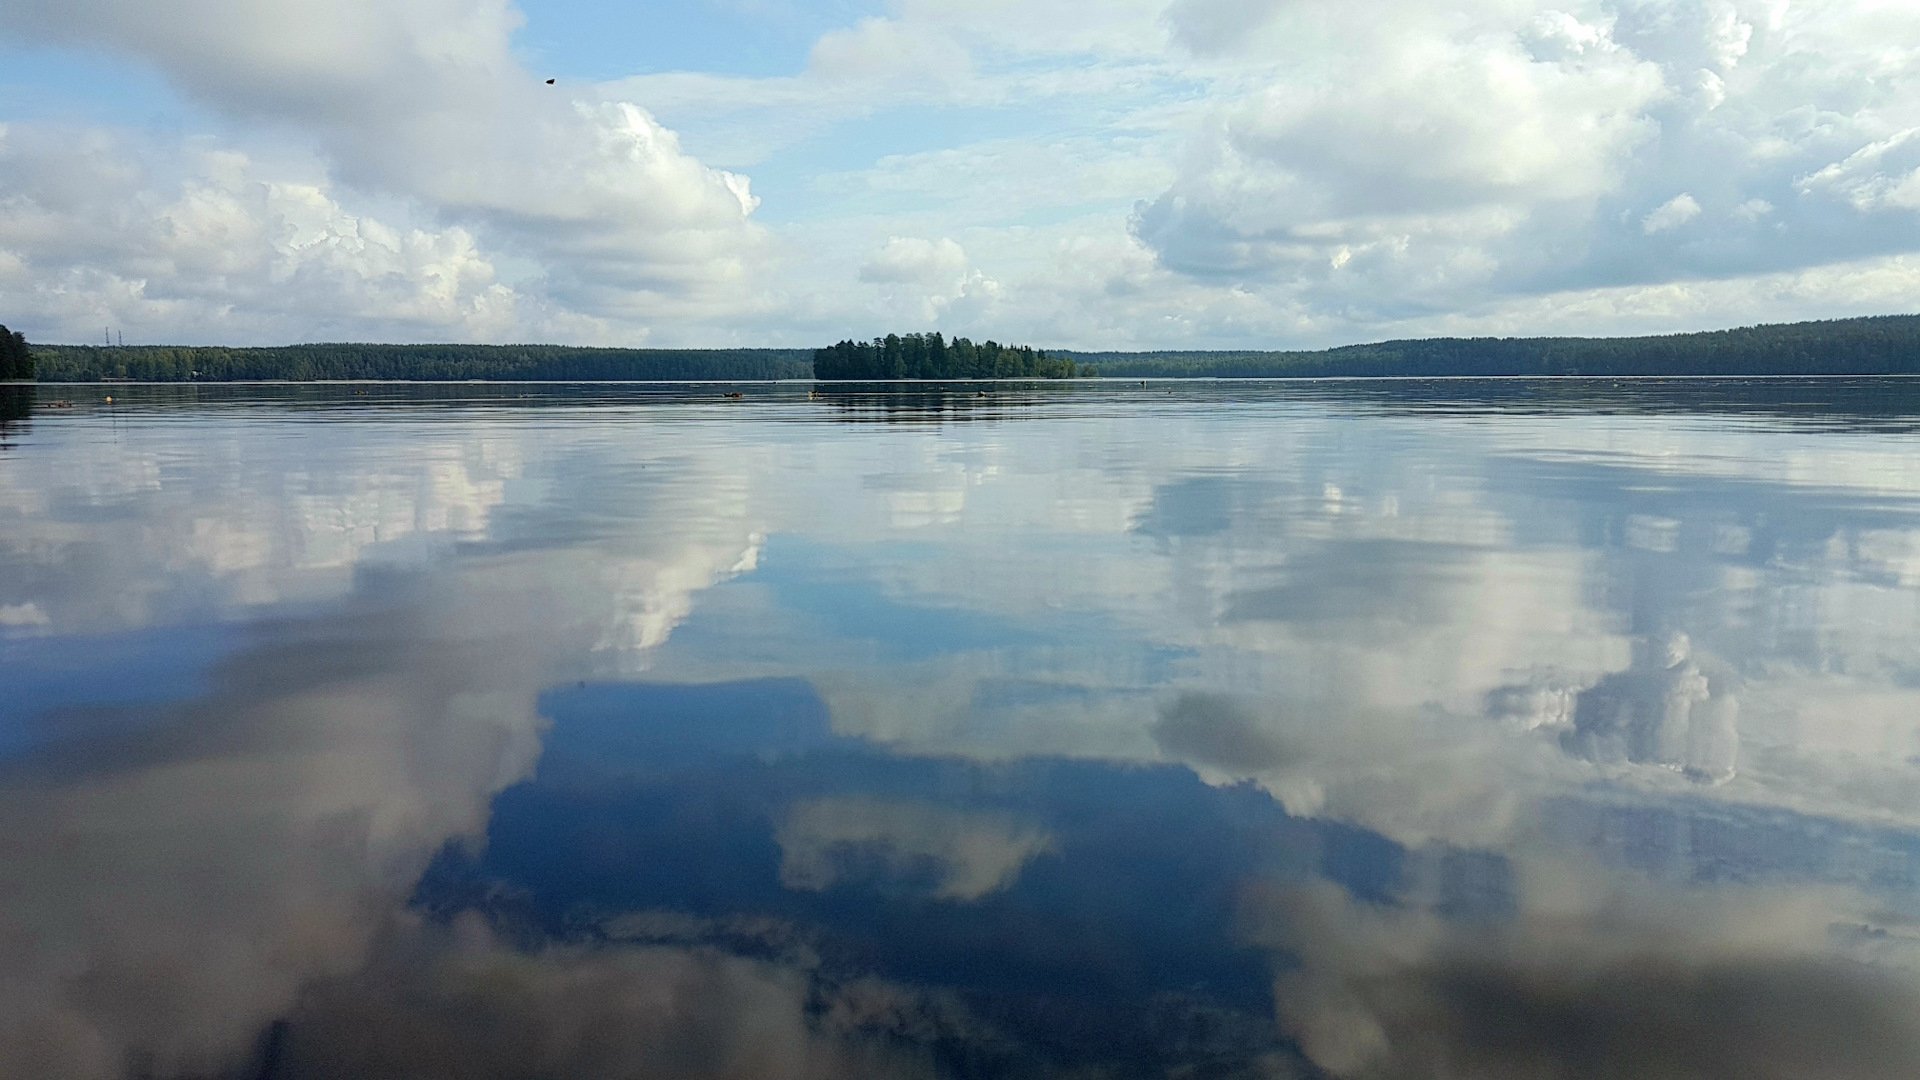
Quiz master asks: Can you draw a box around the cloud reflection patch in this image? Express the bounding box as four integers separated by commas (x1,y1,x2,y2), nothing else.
276,918,944,1080
1250,882,1920,1080
776,797,1055,901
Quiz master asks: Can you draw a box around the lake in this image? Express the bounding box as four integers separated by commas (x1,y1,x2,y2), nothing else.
3,379,1920,1079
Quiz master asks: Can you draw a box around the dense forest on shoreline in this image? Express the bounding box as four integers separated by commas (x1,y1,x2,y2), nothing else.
16,315,1920,381
814,333,1083,379
1064,316,1920,378
1,325,33,381
29,343,812,382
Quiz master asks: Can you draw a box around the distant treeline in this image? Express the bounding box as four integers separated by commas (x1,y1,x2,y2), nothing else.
29,343,812,382
1065,316,1920,378
814,333,1084,379
19,315,1920,382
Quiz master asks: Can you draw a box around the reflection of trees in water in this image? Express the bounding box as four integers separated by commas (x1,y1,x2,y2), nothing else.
812,376,1920,430
0,385,31,452
32,377,1920,430
810,382,1070,424
1273,375,1920,431
19,382,794,412
31,382,1073,418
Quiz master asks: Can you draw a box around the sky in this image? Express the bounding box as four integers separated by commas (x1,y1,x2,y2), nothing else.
3,0,1920,349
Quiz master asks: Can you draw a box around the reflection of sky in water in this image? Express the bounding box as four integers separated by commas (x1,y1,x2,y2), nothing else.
3,382,1920,1078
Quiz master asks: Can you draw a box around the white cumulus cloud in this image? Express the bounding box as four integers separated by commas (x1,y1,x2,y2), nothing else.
0,0,765,340
8,0,1920,346
859,236,972,286
1643,192,1704,234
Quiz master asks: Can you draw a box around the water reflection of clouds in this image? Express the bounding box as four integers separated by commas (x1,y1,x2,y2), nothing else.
707,403,1920,1065
0,422,523,636
0,414,782,1077
1253,877,1920,1080
0,560,558,1077
776,796,1055,901
729,407,1920,844
278,920,947,1080
0,546,802,1077
6,391,1920,1076
414,678,1349,1076
420,677,1920,1078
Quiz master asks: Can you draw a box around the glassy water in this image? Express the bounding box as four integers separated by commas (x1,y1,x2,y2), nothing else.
3,380,1920,1079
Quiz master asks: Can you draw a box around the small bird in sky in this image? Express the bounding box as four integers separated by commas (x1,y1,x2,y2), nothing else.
545,78,556,85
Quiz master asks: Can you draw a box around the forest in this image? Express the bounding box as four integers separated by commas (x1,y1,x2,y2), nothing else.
27,343,812,382
1063,316,1920,378
813,333,1084,379
0,325,33,381
13,315,1920,382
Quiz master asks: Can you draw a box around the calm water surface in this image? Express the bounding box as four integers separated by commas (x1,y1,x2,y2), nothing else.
3,380,1920,1078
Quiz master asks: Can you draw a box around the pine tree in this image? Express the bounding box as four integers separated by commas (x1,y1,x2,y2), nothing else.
0,325,32,381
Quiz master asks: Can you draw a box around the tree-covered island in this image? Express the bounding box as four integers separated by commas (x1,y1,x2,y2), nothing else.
813,333,1085,379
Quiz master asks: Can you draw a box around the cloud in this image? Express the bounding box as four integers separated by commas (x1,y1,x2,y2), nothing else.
1150,692,1330,814
0,602,50,629
0,411,528,633
1248,880,1920,1080
1517,9,1621,61
892,0,1170,57
13,352,1920,1073
1135,4,1663,290
272,918,944,1080
0,566,559,1079
0,549,766,1077
0,0,764,338
1562,632,1740,784
0,418,781,1077
1642,192,1704,234
583,0,1920,347
1164,0,1288,56
856,236,1002,325
595,534,766,656
804,137,1181,271
809,17,974,93
1799,129,1920,213
775,796,1054,901
859,236,972,286
1130,0,1920,335
6,0,1920,347
0,126,573,345
667,393,1920,866
1485,631,1745,786
1152,691,1296,774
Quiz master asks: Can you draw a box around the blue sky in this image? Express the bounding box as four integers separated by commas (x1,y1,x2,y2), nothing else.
515,0,875,78
3,0,1920,349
